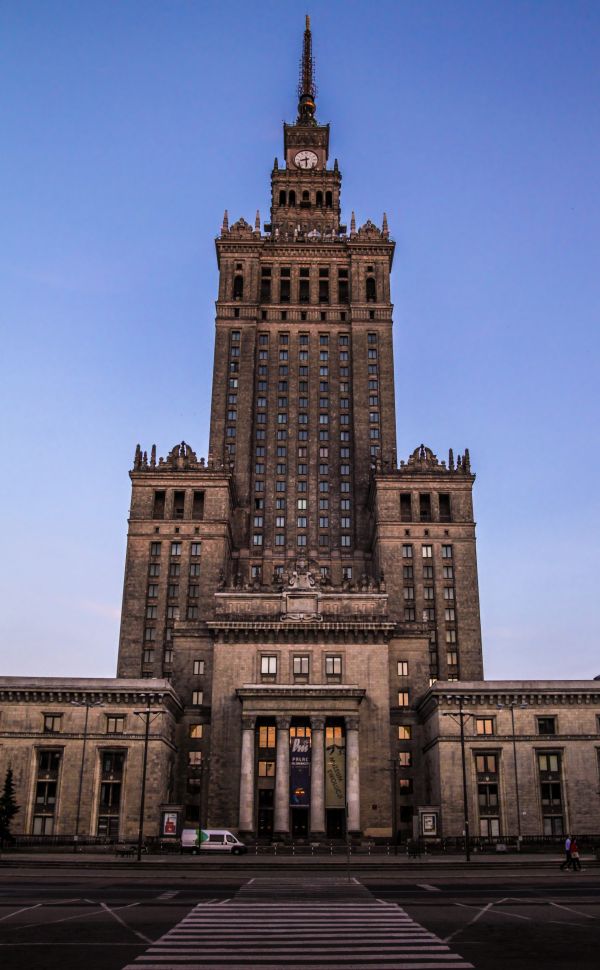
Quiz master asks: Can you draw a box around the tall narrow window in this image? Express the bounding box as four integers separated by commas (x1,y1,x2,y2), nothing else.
439,493,452,522
192,491,205,520
233,275,244,300
173,490,185,519
338,268,349,303
400,493,412,522
152,490,166,520
366,276,376,302
419,493,432,522
260,267,272,302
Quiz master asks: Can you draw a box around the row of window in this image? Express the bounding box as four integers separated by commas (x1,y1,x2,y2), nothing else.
32,750,125,836
401,492,452,523
275,190,333,208
152,491,205,521
403,543,453,559
149,540,202,558
235,265,377,304
260,654,343,678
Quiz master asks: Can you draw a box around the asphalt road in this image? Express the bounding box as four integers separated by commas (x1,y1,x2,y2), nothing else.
0,867,598,970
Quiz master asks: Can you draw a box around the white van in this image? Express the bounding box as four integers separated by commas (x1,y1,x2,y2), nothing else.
181,828,247,855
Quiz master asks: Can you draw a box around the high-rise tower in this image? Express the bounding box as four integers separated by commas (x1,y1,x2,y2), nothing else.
209,14,396,585
117,19,483,841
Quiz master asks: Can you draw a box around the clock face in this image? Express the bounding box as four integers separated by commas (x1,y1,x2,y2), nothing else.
294,150,318,170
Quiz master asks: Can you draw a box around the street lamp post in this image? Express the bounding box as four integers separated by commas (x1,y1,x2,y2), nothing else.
133,703,162,862
386,758,399,855
70,698,105,850
498,700,527,850
443,698,472,863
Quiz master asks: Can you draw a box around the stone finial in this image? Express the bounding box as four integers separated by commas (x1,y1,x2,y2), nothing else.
382,212,389,238
350,211,356,236
464,448,471,473
142,450,148,468
150,444,156,468
334,158,339,172
448,448,455,471
221,209,229,235
274,157,279,170
254,210,260,232
134,444,141,469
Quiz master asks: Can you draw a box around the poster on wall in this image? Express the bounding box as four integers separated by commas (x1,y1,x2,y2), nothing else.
421,812,438,837
325,741,345,808
290,735,311,806
161,811,179,837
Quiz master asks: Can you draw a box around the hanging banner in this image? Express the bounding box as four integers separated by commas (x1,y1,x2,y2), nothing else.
326,741,345,808
290,736,311,807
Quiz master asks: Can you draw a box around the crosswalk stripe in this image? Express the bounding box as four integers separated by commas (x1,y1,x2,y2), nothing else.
120,878,473,970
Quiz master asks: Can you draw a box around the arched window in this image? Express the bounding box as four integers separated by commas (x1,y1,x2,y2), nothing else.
325,191,333,208
316,191,323,208
279,190,286,206
288,190,296,207
366,277,376,302
302,190,310,207
233,275,244,300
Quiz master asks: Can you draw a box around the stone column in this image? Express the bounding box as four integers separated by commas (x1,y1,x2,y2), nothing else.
238,715,256,834
345,716,361,835
274,715,291,836
310,716,326,836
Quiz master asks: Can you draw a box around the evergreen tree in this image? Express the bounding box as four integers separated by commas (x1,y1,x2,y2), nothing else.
0,767,19,845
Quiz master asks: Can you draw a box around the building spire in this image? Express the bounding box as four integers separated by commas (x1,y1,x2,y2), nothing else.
297,14,317,124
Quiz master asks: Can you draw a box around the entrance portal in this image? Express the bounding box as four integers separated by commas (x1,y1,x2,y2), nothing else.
257,789,274,838
326,808,345,839
291,806,309,838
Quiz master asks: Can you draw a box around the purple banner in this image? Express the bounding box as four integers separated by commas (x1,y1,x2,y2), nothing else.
290,736,311,806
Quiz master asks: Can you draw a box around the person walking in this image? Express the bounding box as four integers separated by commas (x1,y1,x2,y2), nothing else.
570,836,581,871
560,834,572,870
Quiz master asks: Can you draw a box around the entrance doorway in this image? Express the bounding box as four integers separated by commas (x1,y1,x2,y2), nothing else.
257,789,274,838
291,807,309,838
326,808,345,839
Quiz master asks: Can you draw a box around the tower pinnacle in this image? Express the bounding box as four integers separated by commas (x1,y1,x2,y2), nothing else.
297,14,317,124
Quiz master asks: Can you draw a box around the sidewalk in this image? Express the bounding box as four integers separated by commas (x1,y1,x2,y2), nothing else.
1,850,598,870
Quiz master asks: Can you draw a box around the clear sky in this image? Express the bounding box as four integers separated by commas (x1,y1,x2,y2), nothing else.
1,0,599,680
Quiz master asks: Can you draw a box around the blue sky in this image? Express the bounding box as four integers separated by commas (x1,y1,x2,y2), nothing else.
1,0,599,679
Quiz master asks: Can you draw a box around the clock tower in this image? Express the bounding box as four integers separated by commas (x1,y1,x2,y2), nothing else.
271,16,341,238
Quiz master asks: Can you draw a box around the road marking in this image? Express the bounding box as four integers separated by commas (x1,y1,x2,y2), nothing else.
120,879,474,970
156,892,178,901
0,904,43,922
457,901,531,921
550,901,598,920
100,903,153,945
444,902,493,942
2,901,143,932
419,883,442,892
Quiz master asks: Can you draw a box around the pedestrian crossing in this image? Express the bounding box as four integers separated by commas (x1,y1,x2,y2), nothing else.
121,878,474,970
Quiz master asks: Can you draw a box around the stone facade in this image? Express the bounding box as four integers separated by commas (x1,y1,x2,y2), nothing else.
0,679,181,840
419,682,600,840
2,21,599,845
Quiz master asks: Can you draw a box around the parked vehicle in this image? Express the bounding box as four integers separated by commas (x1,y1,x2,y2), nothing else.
181,828,247,854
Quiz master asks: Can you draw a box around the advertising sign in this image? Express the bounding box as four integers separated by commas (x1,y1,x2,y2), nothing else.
421,812,438,837
325,742,345,808
290,736,311,806
161,811,179,837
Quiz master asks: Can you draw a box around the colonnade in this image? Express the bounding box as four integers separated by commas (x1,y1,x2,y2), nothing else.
238,713,361,836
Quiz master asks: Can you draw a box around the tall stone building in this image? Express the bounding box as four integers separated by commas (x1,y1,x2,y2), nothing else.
116,17,483,840
2,20,598,846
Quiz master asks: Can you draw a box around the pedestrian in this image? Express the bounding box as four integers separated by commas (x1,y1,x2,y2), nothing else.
560,834,572,870
570,836,581,871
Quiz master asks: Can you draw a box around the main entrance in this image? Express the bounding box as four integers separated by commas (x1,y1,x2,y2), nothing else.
291,806,309,838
